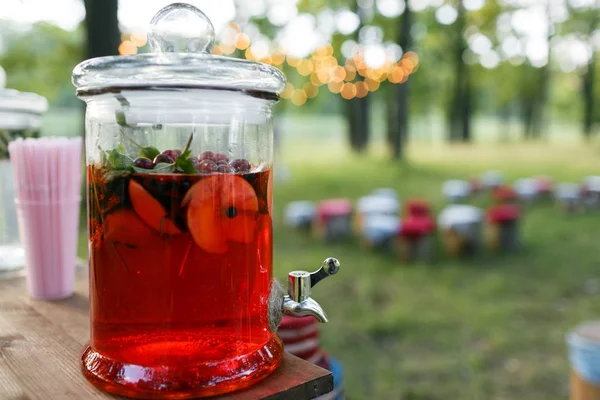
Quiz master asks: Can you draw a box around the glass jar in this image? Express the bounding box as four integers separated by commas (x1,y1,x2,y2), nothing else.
0,67,48,275
73,4,339,399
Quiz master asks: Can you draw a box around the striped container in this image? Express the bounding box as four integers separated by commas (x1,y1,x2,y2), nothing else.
567,322,600,400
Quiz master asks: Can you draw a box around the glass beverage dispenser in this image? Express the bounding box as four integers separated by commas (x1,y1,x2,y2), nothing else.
0,67,48,274
72,4,339,398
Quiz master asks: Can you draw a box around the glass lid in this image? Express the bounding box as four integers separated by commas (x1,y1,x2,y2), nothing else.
72,3,286,99
0,66,49,116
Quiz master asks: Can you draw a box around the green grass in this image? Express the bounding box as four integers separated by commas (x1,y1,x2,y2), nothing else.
270,142,600,399
74,115,600,399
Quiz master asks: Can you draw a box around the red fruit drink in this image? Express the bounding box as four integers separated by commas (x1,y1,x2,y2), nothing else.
83,165,281,398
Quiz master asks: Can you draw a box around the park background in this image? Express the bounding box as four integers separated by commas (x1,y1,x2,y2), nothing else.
1,0,599,398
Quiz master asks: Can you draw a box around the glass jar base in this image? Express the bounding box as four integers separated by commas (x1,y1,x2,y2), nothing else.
81,335,283,399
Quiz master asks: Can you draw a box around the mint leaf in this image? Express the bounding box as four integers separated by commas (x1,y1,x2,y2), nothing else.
139,146,160,160
118,142,126,153
107,149,134,170
116,111,128,127
175,157,197,173
153,162,175,173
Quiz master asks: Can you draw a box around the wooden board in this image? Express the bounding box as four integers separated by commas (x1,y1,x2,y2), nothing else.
0,262,333,400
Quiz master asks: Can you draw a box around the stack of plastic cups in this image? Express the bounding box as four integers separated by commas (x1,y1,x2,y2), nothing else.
8,137,82,299
567,321,600,400
481,170,504,190
279,316,344,399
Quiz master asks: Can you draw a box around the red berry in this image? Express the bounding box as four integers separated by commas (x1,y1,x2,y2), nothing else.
162,150,179,160
217,164,234,174
214,153,229,163
197,159,217,173
229,158,250,173
199,151,215,161
133,157,153,170
153,153,175,165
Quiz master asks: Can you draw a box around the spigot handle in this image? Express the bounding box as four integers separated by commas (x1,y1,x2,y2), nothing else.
310,257,340,288
287,257,340,303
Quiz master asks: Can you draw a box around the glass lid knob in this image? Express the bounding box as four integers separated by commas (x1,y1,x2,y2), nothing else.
148,3,215,54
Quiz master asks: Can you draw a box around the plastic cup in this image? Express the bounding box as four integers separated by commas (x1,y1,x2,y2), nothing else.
16,198,80,300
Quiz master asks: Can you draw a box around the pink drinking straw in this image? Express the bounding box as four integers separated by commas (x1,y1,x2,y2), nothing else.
8,137,82,300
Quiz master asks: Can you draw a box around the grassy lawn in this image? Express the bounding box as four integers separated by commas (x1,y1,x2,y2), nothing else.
75,117,600,399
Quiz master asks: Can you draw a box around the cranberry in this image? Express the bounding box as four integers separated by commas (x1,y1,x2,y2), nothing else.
230,158,250,173
133,157,154,170
216,160,229,167
214,153,229,163
199,151,215,161
161,150,179,161
197,159,218,173
153,153,175,165
217,164,234,174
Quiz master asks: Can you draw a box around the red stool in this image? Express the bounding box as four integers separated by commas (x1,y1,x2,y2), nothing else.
313,199,353,241
395,215,436,263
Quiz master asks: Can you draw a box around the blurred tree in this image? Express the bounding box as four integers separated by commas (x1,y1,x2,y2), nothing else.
448,1,472,142
0,23,83,106
346,1,370,153
387,5,412,159
83,0,120,58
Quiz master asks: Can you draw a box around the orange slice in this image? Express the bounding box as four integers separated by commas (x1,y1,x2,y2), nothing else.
184,175,259,253
128,180,181,236
103,209,158,247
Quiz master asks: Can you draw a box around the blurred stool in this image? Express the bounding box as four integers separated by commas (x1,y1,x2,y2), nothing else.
535,176,554,200
581,176,600,211
354,195,400,234
438,205,483,257
284,201,316,230
481,170,504,190
395,215,436,263
360,215,401,250
486,204,521,252
442,179,471,203
567,321,600,400
513,178,538,204
555,183,582,214
313,199,353,242
279,316,345,400
372,187,399,201
279,315,320,361
404,199,432,218
469,176,484,195
315,355,345,400
492,184,518,204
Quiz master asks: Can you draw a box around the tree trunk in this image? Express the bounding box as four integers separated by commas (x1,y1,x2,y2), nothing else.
530,64,549,139
448,3,470,142
346,1,370,153
583,53,596,139
388,6,412,159
83,0,120,58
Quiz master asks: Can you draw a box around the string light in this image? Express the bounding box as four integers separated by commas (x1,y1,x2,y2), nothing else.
328,81,344,94
271,50,286,66
310,72,324,86
344,65,357,81
286,56,302,67
304,82,319,98
220,43,236,55
234,33,250,50
365,78,380,92
280,83,294,99
341,83,357,100
355,81,369,98
130,33,147,47
291,89,308,106
118,40,137,55
297,59,314,76
212,45,223,55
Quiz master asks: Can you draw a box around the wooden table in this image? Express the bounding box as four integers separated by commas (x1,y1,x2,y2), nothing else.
0,263,333,400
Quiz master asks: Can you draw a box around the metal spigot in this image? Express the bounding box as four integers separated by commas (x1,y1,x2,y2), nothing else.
283,257,340,323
